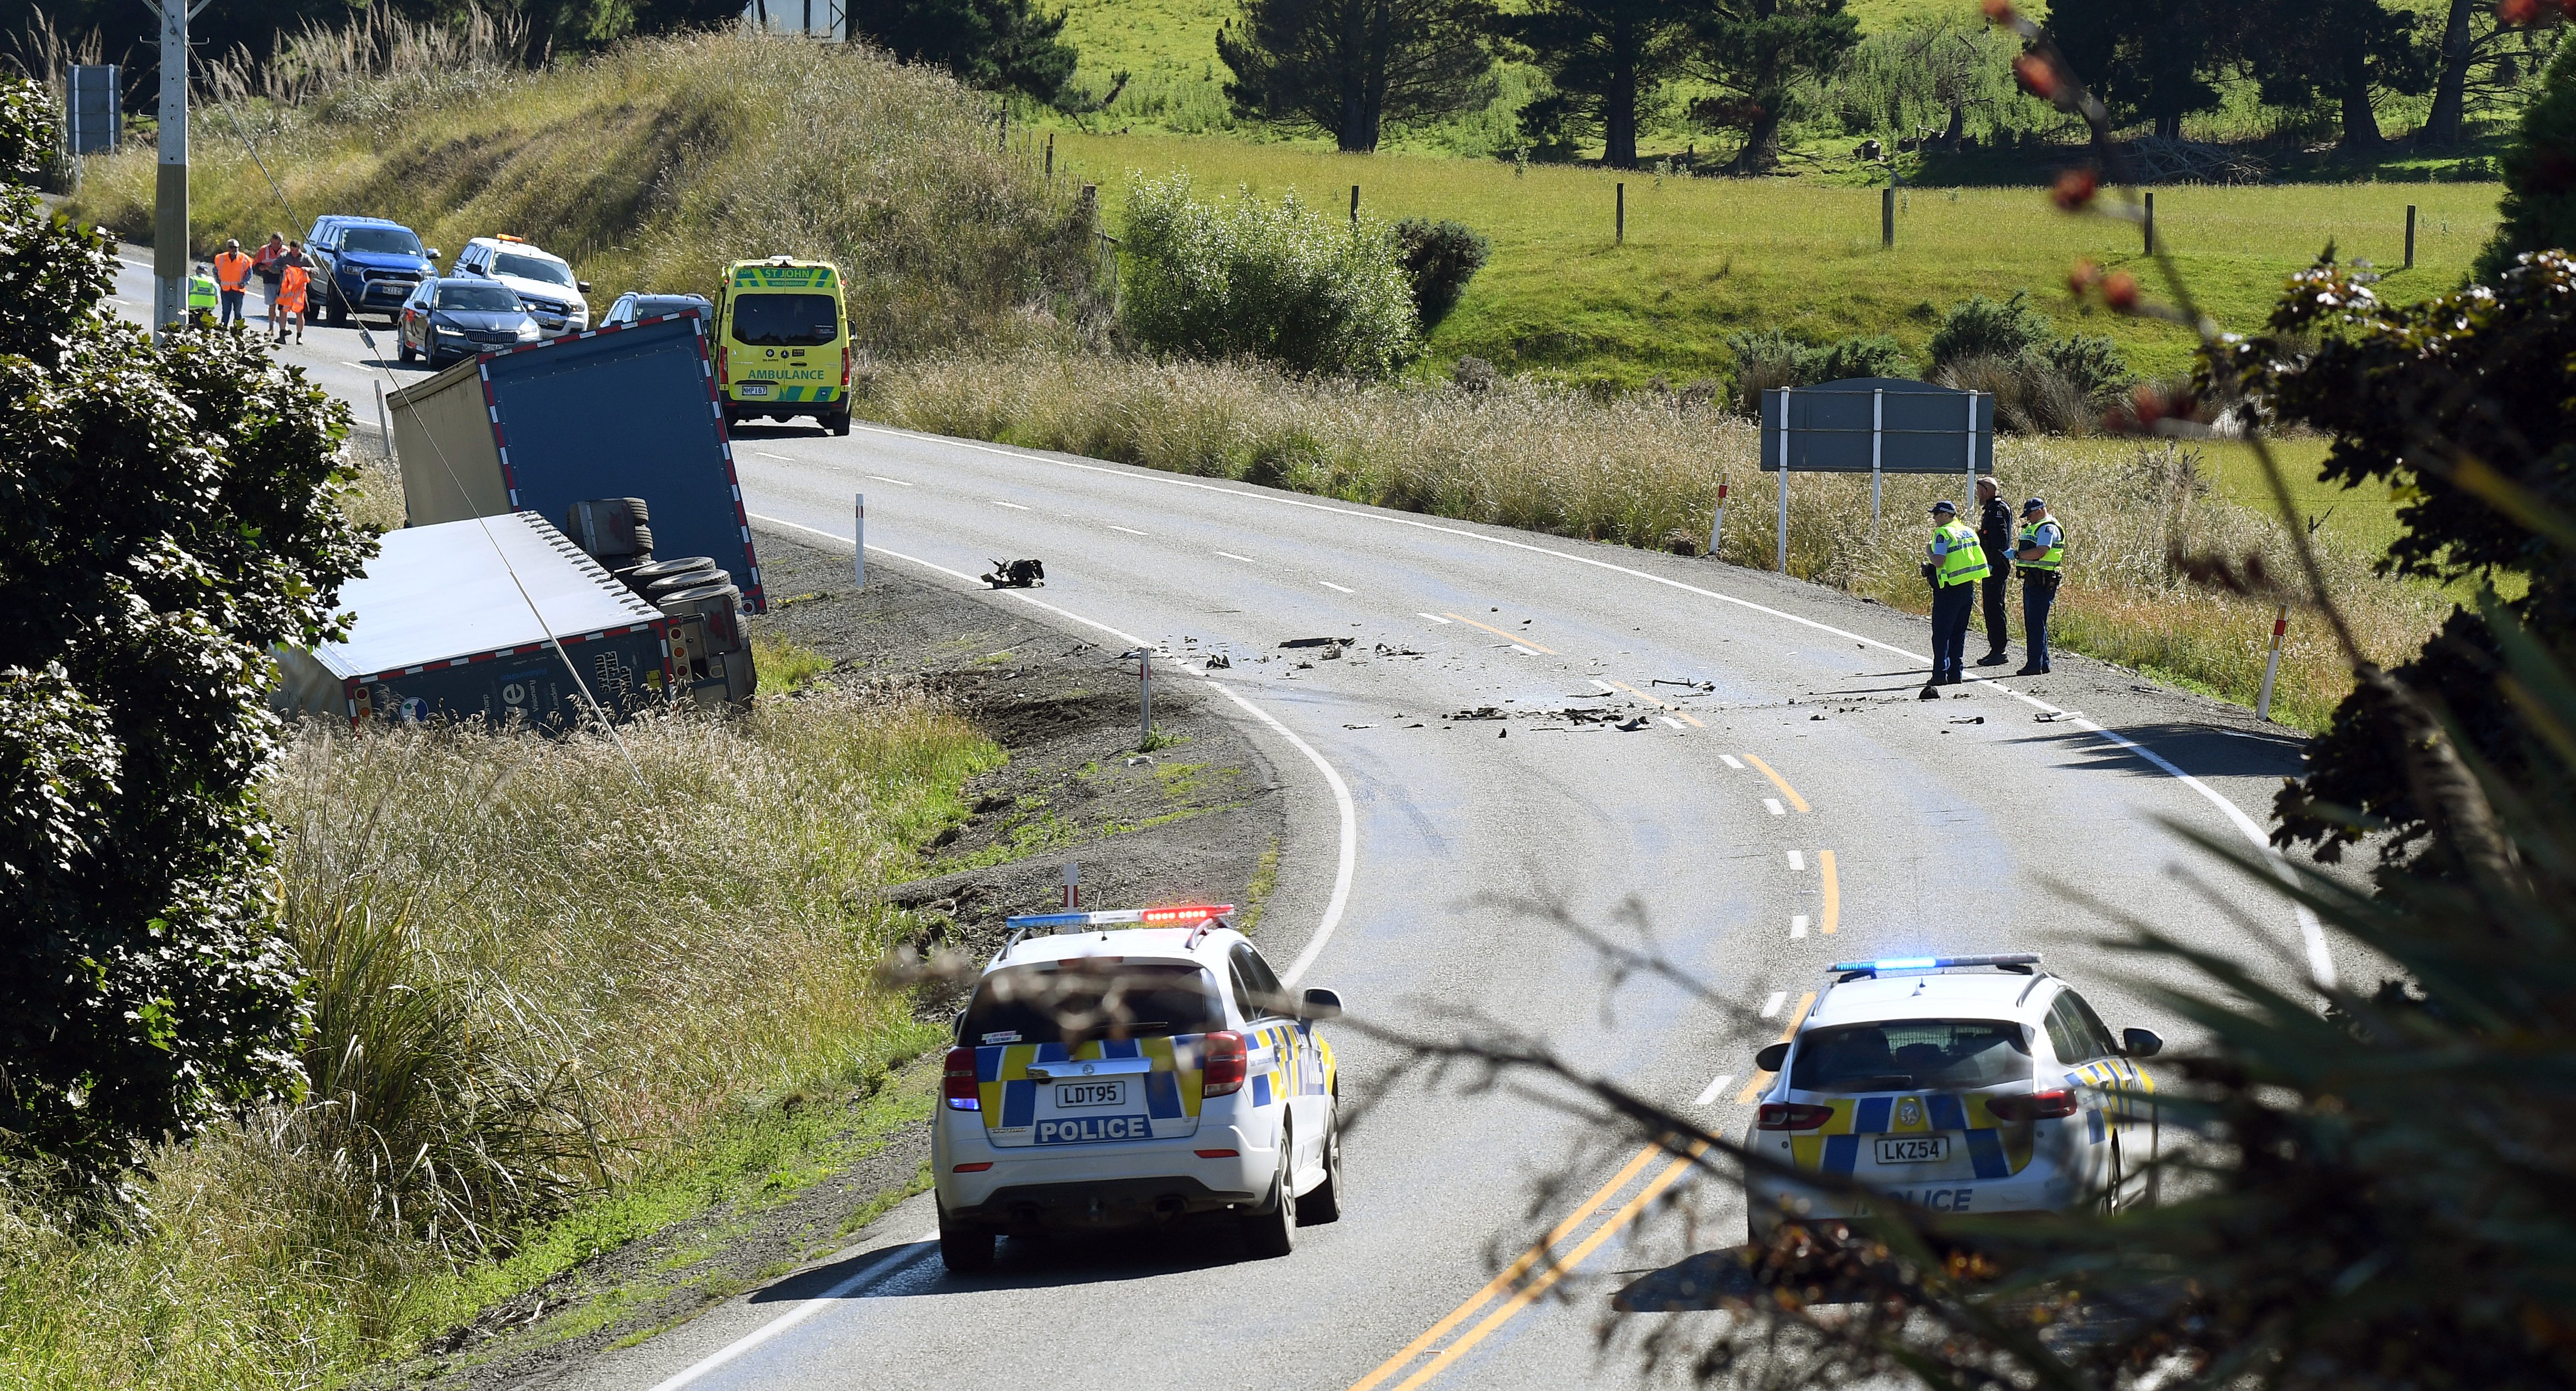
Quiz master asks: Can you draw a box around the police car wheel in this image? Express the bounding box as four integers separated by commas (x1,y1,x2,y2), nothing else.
1300,1112,1344,1226
1240,1123,1296,1258
397,339,415,363
938,1202,994,1273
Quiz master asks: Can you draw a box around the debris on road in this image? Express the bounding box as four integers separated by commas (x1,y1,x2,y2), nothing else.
981,558,1045,588
1617,715,1651,731
1451,707,1507,720
1280,636,1356,650
1373,643,1425,658
1204,653,1232,670
2036,710,2084,723
1951,715,1986,724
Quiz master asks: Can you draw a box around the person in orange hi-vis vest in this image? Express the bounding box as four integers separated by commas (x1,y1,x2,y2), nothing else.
211,238,254,327
274,248,311,344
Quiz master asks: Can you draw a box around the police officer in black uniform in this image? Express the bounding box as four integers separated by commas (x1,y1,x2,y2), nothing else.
1973,475,2015,666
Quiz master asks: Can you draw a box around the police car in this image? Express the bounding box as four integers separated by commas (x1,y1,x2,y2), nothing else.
1742,954,2161,1236
934,905,1345,1272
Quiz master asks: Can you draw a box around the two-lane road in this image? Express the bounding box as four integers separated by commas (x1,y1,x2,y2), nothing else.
115,266,2337,1389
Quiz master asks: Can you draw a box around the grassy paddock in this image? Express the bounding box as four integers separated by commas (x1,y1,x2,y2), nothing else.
1045,130,2501,386
0,689,994,1389
68,31,1100,355
858,348,2442,729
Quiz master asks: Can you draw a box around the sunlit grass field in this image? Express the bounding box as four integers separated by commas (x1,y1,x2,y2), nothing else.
1049,130,2502,386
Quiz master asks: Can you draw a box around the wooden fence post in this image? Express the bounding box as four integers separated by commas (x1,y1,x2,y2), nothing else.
2144,190,2155,254
1882,186,1894,248
1616,182,1625,244
2406,203,2417,270
1350,184,1359,224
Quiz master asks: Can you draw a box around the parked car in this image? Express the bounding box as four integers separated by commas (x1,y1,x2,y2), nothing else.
397,278,541,368
451,235,590,338
305,215,439,326
600,292,711,328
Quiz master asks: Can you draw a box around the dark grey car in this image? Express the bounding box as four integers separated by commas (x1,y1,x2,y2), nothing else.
600,292,712,328
399,278,541,367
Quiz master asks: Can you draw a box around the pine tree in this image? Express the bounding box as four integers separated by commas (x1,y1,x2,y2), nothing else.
1217,0,1498,153
849,0,1080,106
2473,39,2576,283
1498,0,1691,168
1682,0,1857,174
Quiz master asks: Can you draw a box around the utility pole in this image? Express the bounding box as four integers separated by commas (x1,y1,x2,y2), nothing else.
146,0,207,339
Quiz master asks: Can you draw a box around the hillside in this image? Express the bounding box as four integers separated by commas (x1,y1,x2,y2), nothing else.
1045,130,2501,386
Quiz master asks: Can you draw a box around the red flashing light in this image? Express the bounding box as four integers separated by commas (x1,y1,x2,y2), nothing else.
841,345,851,389
952,1162,993,1172
1756,1102,1835,1131
1201,1031,1247,1096
943,1047,980,1110
1139,904,1233,925
1193,1148,1239,1158
717,345,730,385
1988,1089,2080,1122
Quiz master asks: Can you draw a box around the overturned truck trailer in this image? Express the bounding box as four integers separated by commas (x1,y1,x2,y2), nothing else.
274,512,672,730
386,310,762,704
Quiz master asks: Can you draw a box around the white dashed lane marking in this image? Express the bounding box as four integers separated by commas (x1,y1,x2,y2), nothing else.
1417,613,1452,624
1761,991,1789,1018
1720,754,1747,771
1787,850,1805,871
865,474,914,487
1693,1073,1736,1107
1215,551,1256,563
1764,798,1786,817
989,500,1032,511
1110,525,1148,536
1792,914,1810,939
1318,580,1355,593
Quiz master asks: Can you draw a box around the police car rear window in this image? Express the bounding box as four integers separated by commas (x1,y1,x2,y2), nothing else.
961,962,1222,1047
730,292,839,347
1790,1020,2032,1094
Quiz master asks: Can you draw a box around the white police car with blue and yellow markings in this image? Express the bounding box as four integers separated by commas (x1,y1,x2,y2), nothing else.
934,905,1345,1272
1743,954,2161,1237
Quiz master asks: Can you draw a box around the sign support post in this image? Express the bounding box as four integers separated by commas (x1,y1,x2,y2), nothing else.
1870,387,1884,532
1776,386,1792,574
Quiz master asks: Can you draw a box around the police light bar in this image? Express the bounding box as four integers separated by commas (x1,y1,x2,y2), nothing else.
1830,953,2040,975
1004,904,1236,932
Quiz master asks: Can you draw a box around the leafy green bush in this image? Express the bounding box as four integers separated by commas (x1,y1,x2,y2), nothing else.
1926,288,2055,368
2033,332,2133,404
1,77,374,1202
1721,328,1913,411
1812,332,1910,383
1391,218,1491,330
1119,174,1421,378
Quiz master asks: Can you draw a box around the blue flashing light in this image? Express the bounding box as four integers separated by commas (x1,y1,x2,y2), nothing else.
1831,953,2040,975
1004,911,1095,930
1003,904,1236,933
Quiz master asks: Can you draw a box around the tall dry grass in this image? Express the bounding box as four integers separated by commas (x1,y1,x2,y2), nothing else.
858,348,2442,729
0,688,994,1389
69,27,1103,357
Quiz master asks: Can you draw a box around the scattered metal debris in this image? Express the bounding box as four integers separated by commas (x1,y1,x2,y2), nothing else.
981,558,1045,588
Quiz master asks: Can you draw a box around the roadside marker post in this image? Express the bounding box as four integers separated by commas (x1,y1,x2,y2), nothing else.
854,493,865,590
1882,185,1894,249
1123,646,1153,749
1350,184,1359,224
374,381,394,461
1870,387,1884,532
1709,480,1727,558
2256,605,2289,721
1062,861,1079,909
1776,386,1792,573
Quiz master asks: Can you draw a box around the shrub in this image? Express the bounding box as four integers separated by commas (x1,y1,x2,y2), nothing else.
2033,331,2134,403
1811,332,1911,383
1119,174,1421,378
1390,218,1491,329
1926,288,2054,368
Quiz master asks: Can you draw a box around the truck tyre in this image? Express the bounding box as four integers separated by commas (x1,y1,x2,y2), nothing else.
1240,1122,1296,1258
938,1202,994,1274
628,523,653,557
624,496,650,526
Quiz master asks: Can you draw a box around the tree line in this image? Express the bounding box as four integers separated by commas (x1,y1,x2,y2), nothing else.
1219,0,2561,164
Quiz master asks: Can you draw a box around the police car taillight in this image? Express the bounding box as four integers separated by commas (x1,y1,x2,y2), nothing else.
1756,1102,1834,1131
943,1047,980,1110
1987,1089,2078,1122
1201,1031,1247,1096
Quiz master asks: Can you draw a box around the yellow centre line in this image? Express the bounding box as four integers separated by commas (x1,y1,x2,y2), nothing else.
1741,753,1810,813
1601,678,1706,727
1736,991,1816,1104
1385,1142,1712,1391
1819,849,1840,935
1347,1143,1664,1391
1441,611,1556,653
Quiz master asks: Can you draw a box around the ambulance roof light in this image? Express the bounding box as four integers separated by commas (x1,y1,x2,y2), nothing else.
1830,953,2041,979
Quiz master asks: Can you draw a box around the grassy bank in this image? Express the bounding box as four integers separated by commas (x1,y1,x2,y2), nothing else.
0,691,995,1388
66,29,1099,355
1044,130,2502,386
857,348,2442,729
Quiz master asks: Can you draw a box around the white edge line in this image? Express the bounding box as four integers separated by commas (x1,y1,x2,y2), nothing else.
1111,525,1149,536
841,420,2333,989
645,1233,936,1391
865,474,915,487
744,513,1358,990
1417,612,1452,624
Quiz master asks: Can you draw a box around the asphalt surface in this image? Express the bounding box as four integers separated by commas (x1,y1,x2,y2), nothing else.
115,257,2345,1390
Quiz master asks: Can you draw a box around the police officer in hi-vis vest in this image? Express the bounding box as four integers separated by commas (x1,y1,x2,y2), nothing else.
1920,499,1990,698
2013,496,2064,676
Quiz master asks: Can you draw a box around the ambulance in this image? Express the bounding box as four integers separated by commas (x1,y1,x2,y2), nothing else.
933,904,1348,1272
713,256,852,436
